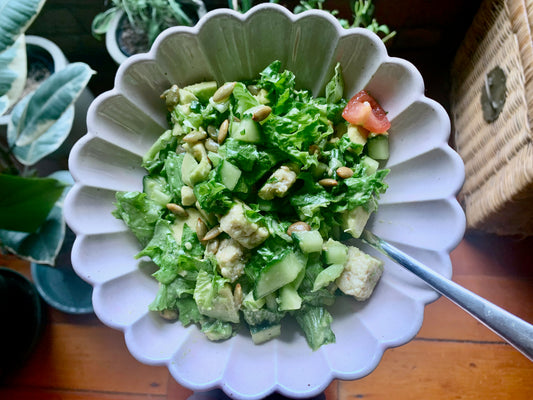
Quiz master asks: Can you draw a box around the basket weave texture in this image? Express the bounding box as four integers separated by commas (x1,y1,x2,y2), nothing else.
451,0,533,236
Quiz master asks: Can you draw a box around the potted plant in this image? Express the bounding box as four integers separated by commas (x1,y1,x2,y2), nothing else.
0,0,95,369
91,0,207,64
292,0,396,42
0,0,94,268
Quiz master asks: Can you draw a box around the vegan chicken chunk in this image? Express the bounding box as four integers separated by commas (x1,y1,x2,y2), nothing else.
258,165,297,200
335,246,383,301
219,202,269,249
216,238,247,282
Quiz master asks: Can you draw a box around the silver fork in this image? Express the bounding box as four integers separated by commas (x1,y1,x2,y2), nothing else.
361,230,533,362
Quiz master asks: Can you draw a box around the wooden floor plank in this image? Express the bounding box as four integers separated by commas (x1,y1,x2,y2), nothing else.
336,340,533,400
419,276,533,342
451,234,533,278
0,387,167,400
6,324,169,395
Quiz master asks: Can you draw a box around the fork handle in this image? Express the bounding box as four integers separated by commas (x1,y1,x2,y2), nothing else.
362,230,533,362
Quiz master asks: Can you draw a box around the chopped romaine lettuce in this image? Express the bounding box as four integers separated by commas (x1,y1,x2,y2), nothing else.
112,60,390,350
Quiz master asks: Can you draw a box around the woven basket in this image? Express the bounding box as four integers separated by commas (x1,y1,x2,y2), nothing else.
450,0,533,236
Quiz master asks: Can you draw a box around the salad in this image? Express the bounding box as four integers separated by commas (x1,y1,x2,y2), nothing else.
112,61,391,350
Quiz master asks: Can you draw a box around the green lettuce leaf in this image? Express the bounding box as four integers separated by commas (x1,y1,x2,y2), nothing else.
193,179,233,214
112,191,163,247
294,306,336,351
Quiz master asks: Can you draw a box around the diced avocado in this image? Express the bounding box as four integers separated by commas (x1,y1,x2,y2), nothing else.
322,238,348,265
170,209,202,243
254,251,306,299
342,206,372,239
189,155,212,185
347,124,367,145
361,156,379,175
366,134,389,160
279,285,302,311
208,151,223,167
292,230,324,254
249,322,281,344
178,88,198,105
230,117,261,143
218,160,242,191
180,185,196,206
194,272,240,323
143,175,172,207
181,152,198,187
183,81,218,103
312,264,344,292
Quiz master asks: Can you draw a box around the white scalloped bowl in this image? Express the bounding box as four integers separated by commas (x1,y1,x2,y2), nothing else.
64,4,465,399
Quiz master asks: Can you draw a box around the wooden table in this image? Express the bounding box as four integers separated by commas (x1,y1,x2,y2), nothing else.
1,231,532,399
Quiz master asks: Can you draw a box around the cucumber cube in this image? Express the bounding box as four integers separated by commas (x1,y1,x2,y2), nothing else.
250,323,281,344
279,285,302,311
230,117,261,143
218,160,241,190
292,230,323,253
322,239,348,265
312,263,345,292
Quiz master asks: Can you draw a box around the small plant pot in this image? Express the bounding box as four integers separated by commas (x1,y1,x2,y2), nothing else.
0,267,45,381
106,1,207,65
30,228,93,314
105,10,129,65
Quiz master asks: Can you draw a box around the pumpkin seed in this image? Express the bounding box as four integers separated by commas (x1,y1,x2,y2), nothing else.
196,218,208,240
318,178,338,187
218,119,229,144
203,225,222,241
206,238,220,254
234,283,243,308
160,84,179,110
213,82,236,102
166,203,188,217
207,125,218,140
252,105,272,122
287,221,312,236
183,129,207,143
336,167,354,179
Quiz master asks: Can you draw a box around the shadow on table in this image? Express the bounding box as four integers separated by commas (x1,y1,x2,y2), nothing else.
188,390,325,400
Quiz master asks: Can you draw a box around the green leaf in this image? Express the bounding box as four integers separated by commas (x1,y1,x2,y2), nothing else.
0,170,73,265
0,173,67,232
112,191,164,247
0,0,46,53
91,7,118,39
10,98,75,165
294,306,336,351
8,62,95,149
0,34,27,116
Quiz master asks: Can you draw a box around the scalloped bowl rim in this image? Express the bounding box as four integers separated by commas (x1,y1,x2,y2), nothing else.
65,4,466,399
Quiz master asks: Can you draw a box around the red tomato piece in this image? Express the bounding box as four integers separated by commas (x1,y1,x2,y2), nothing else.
342,90,391,134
